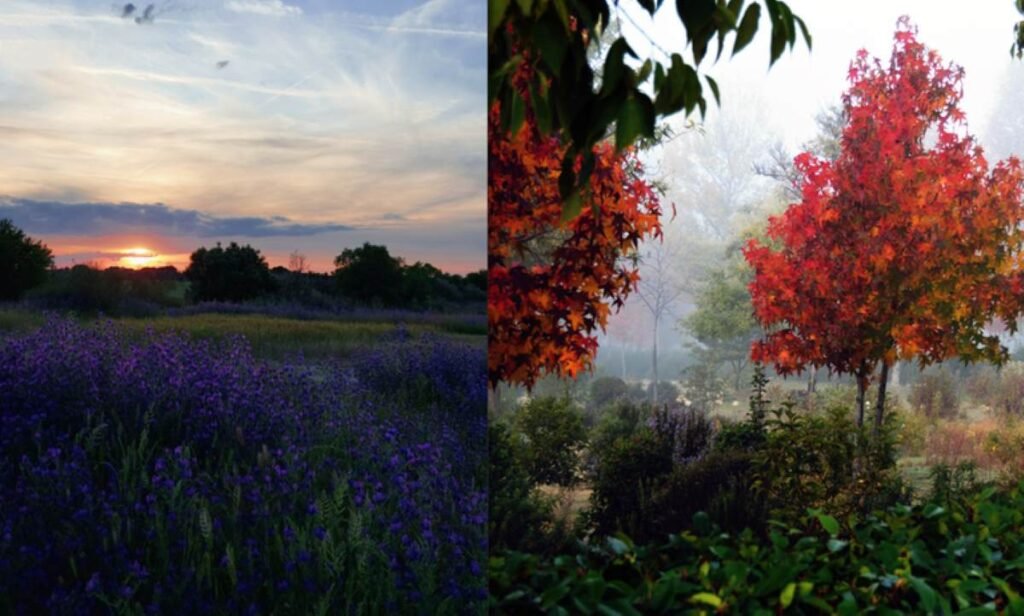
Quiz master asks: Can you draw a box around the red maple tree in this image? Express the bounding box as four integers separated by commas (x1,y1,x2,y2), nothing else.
488,72,662,388
744,18,1024,428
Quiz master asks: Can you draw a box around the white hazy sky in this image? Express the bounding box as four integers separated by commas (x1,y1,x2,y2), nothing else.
619,0,1024,151
0,0,484,272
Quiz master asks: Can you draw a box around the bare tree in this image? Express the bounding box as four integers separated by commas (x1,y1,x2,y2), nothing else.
634,234,687,405
660,96,776,245
288,250,307,274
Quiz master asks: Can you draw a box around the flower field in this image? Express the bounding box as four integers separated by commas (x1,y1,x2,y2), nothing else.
0,317,486,614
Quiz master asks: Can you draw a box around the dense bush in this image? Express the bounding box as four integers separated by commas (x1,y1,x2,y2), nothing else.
648,405,714,465
0,317,485,613
651,449,763,535
755,404,908,525
585,368,907,543
585,429,674,541
909,367,960,418
587,376,629,414
488,423,569,556
510,397,587,487
588,399,650,460
491,482,1024,614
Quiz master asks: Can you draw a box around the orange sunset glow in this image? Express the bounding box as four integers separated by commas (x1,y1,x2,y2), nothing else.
117,248,162,269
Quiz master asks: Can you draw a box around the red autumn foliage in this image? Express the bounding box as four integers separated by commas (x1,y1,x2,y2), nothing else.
488,88,662,388
744,18,1024,421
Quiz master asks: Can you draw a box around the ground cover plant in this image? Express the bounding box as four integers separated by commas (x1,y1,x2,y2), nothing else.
490,480,1024,615
0,316,486,614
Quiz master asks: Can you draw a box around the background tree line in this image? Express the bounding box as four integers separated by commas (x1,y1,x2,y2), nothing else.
0,219,484,314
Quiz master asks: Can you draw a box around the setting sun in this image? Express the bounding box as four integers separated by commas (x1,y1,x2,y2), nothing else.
117,247,161,269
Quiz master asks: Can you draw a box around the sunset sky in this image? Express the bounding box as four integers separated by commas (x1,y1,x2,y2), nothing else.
0,0,485,273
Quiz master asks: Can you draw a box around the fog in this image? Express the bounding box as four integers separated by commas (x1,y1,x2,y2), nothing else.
596,1,1024,386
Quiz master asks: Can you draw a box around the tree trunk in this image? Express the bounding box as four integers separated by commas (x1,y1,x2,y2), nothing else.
807,367,818,394
651,314,659,406
489,386,501,417
855,370,867,428
874,361,889,434
621,345,627,380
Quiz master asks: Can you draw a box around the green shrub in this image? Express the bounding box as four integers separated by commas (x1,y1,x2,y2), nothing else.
491,482,1024,614
929,460,981,507
651,449,764,535
488,423,562,554
756,404,908,525
588,399,651,460
511,397,587,487
585,429,673,541
588,376,629,414
648,405,715,464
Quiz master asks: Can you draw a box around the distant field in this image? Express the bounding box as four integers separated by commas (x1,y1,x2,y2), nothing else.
0,306,485,360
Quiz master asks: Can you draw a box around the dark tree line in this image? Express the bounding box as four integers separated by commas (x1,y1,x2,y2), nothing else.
0,220,483,312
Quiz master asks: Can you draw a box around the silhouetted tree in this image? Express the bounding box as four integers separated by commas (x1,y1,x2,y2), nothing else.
464,269,486,292
0,219,53,301
333,243,404,305
185,242,274,302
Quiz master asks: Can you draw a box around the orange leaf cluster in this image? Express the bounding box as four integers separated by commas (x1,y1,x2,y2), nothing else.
744,18,1024,384
488,103,662,388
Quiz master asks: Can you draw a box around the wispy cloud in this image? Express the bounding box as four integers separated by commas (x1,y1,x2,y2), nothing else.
0,0,485,271
224,0,302,18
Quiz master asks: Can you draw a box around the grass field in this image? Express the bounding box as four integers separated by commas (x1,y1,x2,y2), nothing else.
0,306,485,361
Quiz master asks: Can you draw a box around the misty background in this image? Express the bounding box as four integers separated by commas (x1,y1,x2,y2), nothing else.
590,1,1024,392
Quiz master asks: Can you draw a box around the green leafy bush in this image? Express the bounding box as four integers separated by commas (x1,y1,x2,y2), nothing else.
489,423,563,554
588,400,651,460
651,449,764,535
755,403,908,525
491,482,1024,614
511,397,587,487
588,376,630,414
585,429,673,541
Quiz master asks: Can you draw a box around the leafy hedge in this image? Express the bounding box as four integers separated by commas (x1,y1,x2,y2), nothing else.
490,482,1024,614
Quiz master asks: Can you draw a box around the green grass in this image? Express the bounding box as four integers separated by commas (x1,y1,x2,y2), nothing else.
0,307,484,360
0,308,45,333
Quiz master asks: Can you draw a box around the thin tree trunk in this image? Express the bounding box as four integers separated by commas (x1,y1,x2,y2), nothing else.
489,386,501,417
651,315,659,406
621,345,627,380
855,370,867,428
874,361,889,434
807,367,818,394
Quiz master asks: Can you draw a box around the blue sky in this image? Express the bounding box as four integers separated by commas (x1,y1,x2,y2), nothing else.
0,0,485,272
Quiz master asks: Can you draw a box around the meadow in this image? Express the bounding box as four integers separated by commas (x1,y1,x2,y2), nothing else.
0,306,486,614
